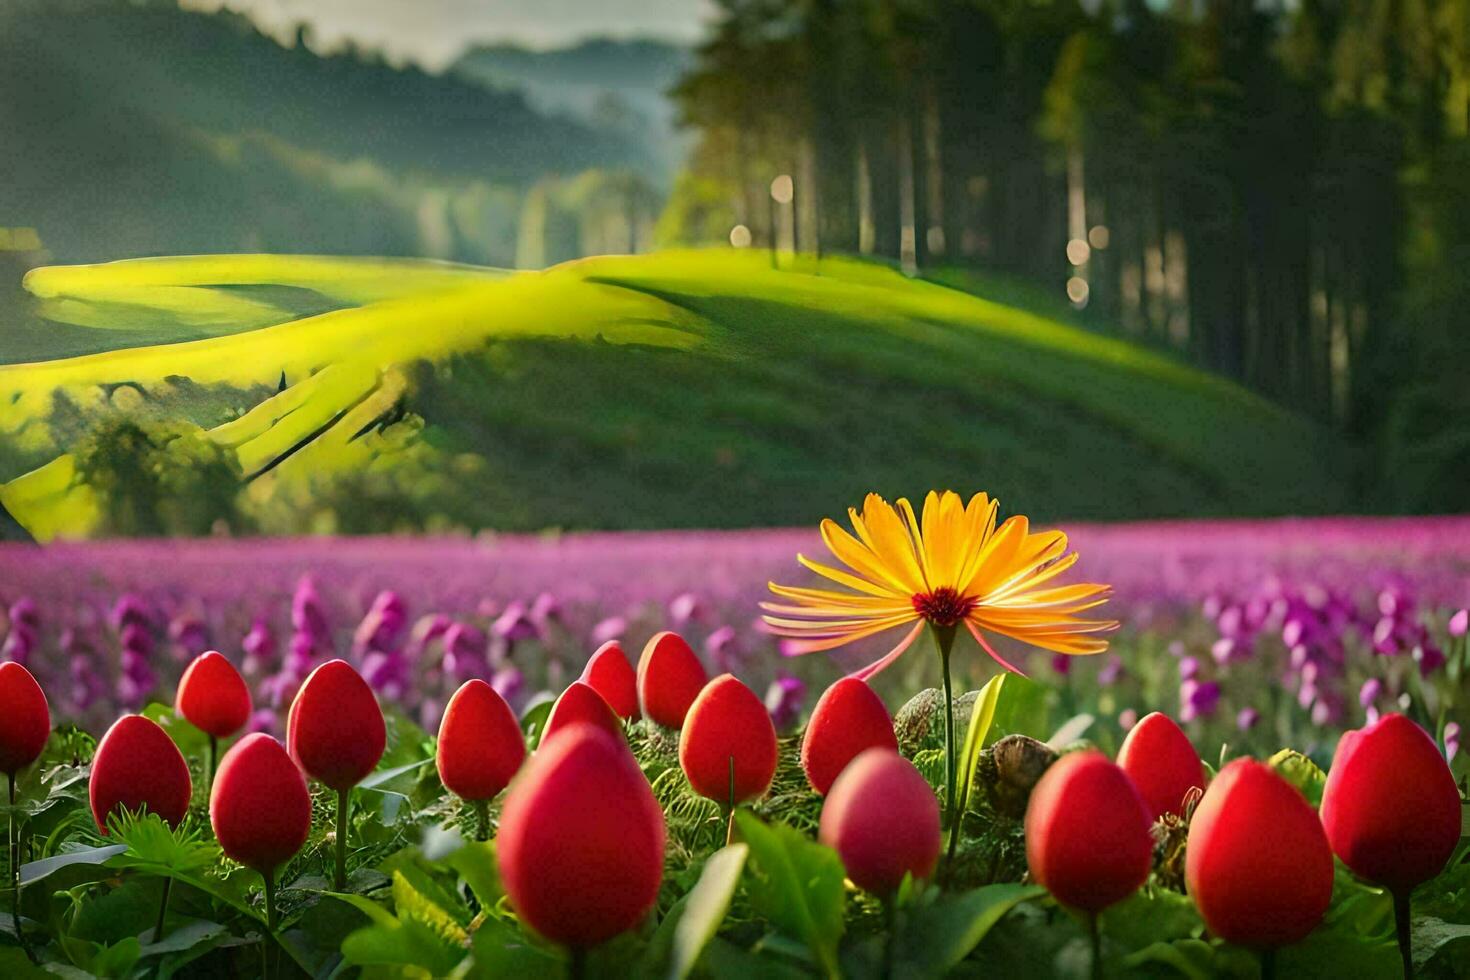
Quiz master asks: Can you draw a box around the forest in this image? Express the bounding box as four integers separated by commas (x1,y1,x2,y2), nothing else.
665,0,1470,512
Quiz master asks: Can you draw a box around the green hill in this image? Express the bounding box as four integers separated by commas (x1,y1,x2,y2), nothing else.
0,250,1351,539
0,0,646,273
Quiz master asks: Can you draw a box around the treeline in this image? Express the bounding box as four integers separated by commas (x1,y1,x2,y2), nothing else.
667,0,1470,459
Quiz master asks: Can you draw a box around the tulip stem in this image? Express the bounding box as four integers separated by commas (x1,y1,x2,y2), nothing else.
569,946,589,980
473,800,490,842
153,876,172,942
205,735,217,798
1260,947,1277,980
934,624,959,878
9,773,34,964
1394,890,1414,979
262,867,277,980
334,787,350,891
1087,910,1102,980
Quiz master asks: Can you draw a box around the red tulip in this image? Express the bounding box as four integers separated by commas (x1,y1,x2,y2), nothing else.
497,723,665,948
542,681,623,745
0,662,50,776
286,659,385,791
210,734,311,873
436,679,526,801
175,651,252,739
679,674,778,806
1025,751,1152,913
1116,711,1207,820
90,715,192,832
636,631,707,728
580,641,639,720
819,748,941,895
801,677,897,796
1186,758,1333,947
1321,713,1461,895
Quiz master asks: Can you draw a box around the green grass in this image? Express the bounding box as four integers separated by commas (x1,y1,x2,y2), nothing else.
0,249,1350,539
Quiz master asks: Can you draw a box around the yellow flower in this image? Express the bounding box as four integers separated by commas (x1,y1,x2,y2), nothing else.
762,491,1117,679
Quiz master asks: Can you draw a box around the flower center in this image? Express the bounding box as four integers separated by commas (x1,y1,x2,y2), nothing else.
912,587,975,627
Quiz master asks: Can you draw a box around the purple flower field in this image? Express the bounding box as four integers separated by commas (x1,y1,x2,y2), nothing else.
2,516,1468,759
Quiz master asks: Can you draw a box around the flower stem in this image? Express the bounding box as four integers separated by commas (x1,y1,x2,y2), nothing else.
262,867,277,980
569,946,589,980
1394,889,1413,979
1260,947,1277,980
153,876,172,942
473,800,490,842
9,773,33,964
1088,910,1102,980
934,624,959,877
334,787,350,891
205,735,217,798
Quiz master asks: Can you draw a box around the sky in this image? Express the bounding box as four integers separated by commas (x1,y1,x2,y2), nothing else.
182,0,715,69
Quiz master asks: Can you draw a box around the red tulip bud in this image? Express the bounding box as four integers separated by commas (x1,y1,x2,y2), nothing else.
801,677,897,796
1321,713,1461,894
542,681,623,745
679,674,778,805
580,641,640,720
636,631,707,728
210,733,311,872
90,715,192,832
1116,711,1207,820
819,748,941,895
436,679,526,801
497,724,665,948
175,651,252,739
286,659,385,791
0,662,50,775
1025,750,1152,913
1186,758,1333,947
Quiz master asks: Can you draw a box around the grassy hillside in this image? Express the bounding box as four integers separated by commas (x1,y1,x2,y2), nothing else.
0,0,643,277
0,250,1352,539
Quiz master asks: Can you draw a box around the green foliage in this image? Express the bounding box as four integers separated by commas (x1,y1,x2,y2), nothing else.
734,811,846,978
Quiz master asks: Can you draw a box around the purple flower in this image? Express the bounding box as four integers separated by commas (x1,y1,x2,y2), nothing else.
168,615,209,659
354,590,407,657
1445,722,1460,762
1450,609,1469,639
1049,654,1072,676
668,592,703,627
590,616,627,646
291,575,330,648
530,592,561,628
1097,655,1124,686
1358,678,1382,709
492,601,539,644
764,675,806,730
491,668,525,706
1178,656,1201,681
1118,708,1139,731
242,619,277,672
704,625,741,674
1236,706,1260,731
109,594,151,631
1180,679,1221,722
8,597,39,631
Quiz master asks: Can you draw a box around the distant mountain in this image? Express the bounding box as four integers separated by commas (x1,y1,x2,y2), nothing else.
0,0,651,276
453,38,692,179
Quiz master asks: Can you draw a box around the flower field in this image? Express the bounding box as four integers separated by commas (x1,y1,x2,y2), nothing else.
0,509,1468,977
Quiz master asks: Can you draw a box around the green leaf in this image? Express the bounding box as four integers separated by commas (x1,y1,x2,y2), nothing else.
360,757,435,791
521,696,556,745
1121,939,1218,980
986,674,1051,742
1413,916,1470,969
1269,749,1327,806
892,882,1043,976
18,843,128,886
665,844,749,980
462,916,560,977
442,840,502,910
106,811,222,877
734,811,845,979
954,674,1006,817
